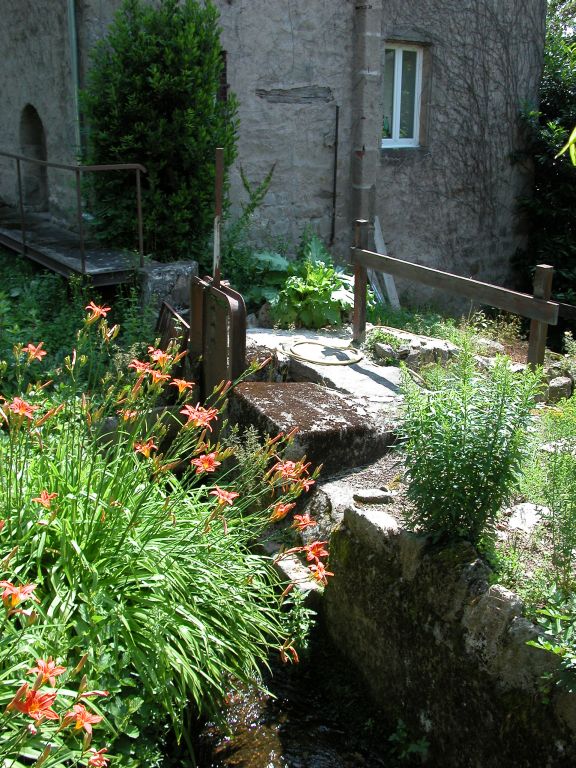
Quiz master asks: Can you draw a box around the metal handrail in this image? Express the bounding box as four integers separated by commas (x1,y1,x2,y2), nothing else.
0,149,147,272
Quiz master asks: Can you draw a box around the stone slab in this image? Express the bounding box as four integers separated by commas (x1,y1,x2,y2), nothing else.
229,381,396,476
246,328,403,418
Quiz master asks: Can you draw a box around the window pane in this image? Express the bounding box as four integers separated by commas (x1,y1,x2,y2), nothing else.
382,48,395,139
400,50,417,139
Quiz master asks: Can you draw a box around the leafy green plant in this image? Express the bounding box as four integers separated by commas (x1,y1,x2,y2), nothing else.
388,719,429,764
529,590,576,693
271,233,355,329
81,0,238,262
521,396,576,591
400,349,542,543
467,310,524,348
363,328,405,361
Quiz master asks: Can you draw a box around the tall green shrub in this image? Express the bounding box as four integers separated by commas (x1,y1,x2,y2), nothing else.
82,0,238,262
400,351,541,544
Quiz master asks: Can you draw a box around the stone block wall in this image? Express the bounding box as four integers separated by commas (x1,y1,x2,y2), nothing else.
0,2,79,218
324,506,576,768
0,0,547,294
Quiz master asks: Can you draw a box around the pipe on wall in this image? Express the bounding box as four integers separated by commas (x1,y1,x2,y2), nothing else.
67,0,82,155
351,1,383,223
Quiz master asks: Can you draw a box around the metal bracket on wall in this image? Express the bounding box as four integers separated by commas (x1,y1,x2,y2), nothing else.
189,275,247,400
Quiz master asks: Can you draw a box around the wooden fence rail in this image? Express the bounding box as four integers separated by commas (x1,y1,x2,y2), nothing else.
351,219,560,367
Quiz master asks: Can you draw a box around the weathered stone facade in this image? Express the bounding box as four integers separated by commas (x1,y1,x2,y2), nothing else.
0,0,547,290
325,506,576,768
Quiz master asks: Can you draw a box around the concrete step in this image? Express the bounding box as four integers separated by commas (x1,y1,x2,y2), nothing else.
229,380,398,477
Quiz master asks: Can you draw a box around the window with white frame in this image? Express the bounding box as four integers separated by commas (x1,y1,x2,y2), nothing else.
382,44,423,148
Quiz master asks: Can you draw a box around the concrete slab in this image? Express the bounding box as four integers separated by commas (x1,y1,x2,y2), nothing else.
246,328,403,414
229,381,396,476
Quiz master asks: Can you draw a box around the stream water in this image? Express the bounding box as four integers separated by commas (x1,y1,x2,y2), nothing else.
195,630,392,768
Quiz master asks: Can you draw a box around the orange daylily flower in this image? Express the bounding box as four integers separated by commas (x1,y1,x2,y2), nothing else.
292,513,317,531
0,581,37,609
303,541,329,563
8,397,38,420
28,657,67,688
209,486,239,506
180,404,219,431
128,359,151,374
270,458,314,492
32,490,58,509
9,685,59,722
147,369,170,385
22,342,47,362
85,302,111,324
269,502,296,522
0,520,5,532
63,703,103,734
134,438,157,458
87,747,110,767
191,452,221,474
299,477,316,492
308,561,334,585
170,378,194,395
271,459,298,480
148,346,172,367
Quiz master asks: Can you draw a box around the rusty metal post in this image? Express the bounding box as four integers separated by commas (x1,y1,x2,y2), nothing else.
136,168,144,266
213,147,224,287
353,219,369,342
75,167,86,274
15,157,27,254
527,264,554,369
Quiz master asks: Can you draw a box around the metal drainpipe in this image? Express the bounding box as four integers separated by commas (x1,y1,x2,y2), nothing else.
67,0,82,156
351,1,382,224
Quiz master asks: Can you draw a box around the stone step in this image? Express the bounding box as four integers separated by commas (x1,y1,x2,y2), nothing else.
229,381,398,477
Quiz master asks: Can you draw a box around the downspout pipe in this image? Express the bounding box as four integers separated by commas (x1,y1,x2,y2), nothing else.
351,1,382,223
67,0,82,156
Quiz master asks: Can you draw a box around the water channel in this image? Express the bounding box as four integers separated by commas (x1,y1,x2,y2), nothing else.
195,629,395,768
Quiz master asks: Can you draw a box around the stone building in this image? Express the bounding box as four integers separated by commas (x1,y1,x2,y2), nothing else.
0,0,547,289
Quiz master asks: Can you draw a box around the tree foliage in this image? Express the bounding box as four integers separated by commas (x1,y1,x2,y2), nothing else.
516,0,576,306
82,0,238,262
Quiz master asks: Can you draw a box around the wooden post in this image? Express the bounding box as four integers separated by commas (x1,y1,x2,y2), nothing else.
527,264,554,369
353,219,369,342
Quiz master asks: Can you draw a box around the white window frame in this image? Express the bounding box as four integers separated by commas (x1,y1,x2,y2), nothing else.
381,44,423,149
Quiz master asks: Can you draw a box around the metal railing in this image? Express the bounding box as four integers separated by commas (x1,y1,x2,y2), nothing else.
0,150,147,272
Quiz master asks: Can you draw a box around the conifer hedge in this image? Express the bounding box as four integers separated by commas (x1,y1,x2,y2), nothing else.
82,0,238,262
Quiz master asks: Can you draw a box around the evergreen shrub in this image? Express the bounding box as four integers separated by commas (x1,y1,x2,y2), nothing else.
82,0,238,262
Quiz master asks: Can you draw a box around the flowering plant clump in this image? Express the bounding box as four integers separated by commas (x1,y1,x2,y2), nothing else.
0,300,326,764
1,651,110,768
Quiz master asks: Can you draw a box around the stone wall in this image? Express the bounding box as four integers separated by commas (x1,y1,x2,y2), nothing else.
324,506,576,768
0,2,79,218
0,0,547,291
373,0,547,299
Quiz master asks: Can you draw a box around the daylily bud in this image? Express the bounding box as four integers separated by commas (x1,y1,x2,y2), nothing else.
34,744,52,767
73,654,88,676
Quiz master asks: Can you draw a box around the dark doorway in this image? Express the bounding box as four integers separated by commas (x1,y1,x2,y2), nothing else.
19,104,48,211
